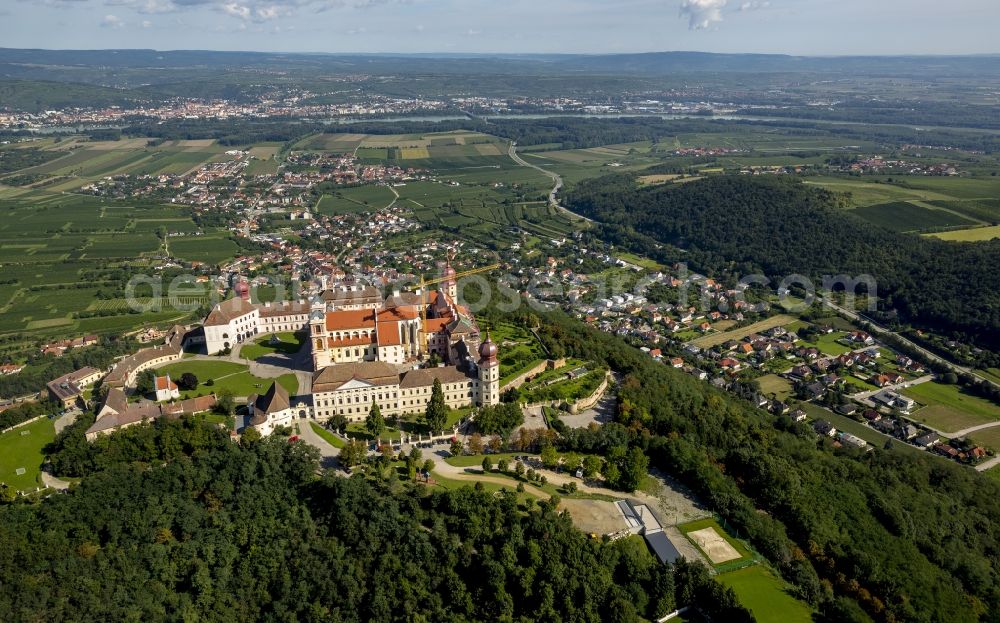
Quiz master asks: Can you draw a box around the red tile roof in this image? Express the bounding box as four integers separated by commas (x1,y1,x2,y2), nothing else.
325,309,376,331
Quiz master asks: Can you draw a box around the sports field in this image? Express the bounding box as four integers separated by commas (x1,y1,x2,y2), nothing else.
678,517,753,567
0,417,55,493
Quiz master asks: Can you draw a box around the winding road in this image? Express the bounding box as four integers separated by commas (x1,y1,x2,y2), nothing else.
507,142,592,224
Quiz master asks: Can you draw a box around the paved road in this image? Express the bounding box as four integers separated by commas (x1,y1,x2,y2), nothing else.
507,142,592,224
975,455,1000,472
296,420,342,470
40,469,71,491
852,374,934,402
53,410,80,434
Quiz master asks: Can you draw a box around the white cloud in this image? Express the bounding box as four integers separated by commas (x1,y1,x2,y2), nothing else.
679,0,727,30
100,13,125,27
221,1,251,18
142,18,153,26
739,0,769,11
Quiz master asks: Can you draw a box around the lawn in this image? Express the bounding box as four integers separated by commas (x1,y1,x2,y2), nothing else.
348,406,471,442
982,369,1000,385
0,417,55,493
239,332,306,361
616,251,666,271
756,374,792,400
801,332,854,357
157,360,298,399
446,452,526,468
967,427,1000,452
493,323,548,385
717,565,814,623
309,422,346,448
902,382,1000,432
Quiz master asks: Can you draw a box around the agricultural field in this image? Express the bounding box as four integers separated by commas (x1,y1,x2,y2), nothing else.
315,184,397,215
523,142,661,188
167,233,239,265
804,176,959,207
717,566,814,623
928,224,1000,242
902,382,1000,433
804,174,1000,241
0,417,56,493
689,314,796,349
851,201,977,232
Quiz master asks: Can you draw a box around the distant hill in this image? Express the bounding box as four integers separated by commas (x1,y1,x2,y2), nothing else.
0,79,150,113
2,48,1000,84
565,174,1000,347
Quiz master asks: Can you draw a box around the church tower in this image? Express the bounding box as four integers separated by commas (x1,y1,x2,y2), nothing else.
309,296,328,370
477,333,500,406
442,263,457,301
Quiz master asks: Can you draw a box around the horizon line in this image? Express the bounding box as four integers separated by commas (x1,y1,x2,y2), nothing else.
2,47,1000,59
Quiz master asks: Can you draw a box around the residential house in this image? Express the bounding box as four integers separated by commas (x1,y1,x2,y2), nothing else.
814,420,837,437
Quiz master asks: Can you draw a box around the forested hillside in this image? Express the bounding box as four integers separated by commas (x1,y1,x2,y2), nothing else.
510,308,1000,623
0,418,748,623
565,174,1000,347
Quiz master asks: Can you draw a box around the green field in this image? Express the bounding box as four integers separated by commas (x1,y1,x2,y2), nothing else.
902,382,1000,432
804,176,956,207
239,332,306,360
928,224,1000,242
851,201,977,232
493,323,547,385
983,465,1000,483
717,566,814,623
156,360,299,399
168,233,239,264
0,417,56,493
756,374,793,400
967,427,1000,452
802,331,854,356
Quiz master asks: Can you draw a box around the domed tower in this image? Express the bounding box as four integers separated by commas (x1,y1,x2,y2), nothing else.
478,333,499,406
234,278,251,302
442,262,457,301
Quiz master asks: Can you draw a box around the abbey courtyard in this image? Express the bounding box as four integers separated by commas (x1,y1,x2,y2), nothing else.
66,261,501,441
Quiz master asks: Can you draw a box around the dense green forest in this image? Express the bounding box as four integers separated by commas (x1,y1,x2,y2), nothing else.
1,417,751,622
564,174,1000,348
493,307,1000,623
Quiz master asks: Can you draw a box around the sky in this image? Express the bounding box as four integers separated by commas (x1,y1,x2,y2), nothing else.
0,0,997,56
